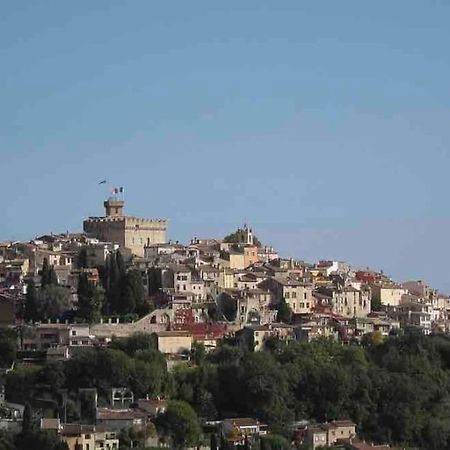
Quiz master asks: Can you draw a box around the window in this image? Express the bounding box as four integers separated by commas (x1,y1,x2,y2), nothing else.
291,291,296,298
300,303,305,308
285,292,290,299
304,292,307,300
71,330,77,336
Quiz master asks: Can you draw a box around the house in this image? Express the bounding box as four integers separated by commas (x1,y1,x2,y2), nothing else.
302,420,356,449
257,246,279,263
402,280,434,299
222,417,268,446
137,398,167,417
172,265,192,293
84,242,121,267
61,423,96,450
351,317,399,339
228,252,246,270
370,283,407,307
41,419,120,450
23,323,93,350
154,331,192,355
317,285,371,318
295,321,339,342
236,323,295,351
172,322,229,352
258,277,314,315
218,268,235,289
236,288,274,324
391,302,433,334
96,408,148,432
243,245,259,268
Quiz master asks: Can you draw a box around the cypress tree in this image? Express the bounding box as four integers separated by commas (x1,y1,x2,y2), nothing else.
22,402,34,432
276,297,292,324
77,273,92,319
41,258,50,288
77,273,103,323
77,248,88,269
116,250,126,275
48,266,58,286
24,279,39,323
210,433,218,450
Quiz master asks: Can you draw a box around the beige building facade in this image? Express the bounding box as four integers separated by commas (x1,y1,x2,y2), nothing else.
371,283,407,306
155,331,192,354
83,198,167,257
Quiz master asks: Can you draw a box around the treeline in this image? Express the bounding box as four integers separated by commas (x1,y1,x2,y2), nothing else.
6,333,168,412
172,330,450,450
23,251,152,324
6,330,450,448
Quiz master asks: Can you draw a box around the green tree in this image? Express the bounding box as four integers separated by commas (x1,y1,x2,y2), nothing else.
155,400,201,450
40,258,50,288
77,248,88,269
48,266,58,286
110,332,157,355
37,285,70,320
0,329,17,368
276,297,292,324
22,403,34,432
223,230,262,247
218,293,237,321
260,434,290,450
77,273,103,323
0,430,16,450
24,279,39,323
15,429,68,450
210,433,218,450
103,252,120,314
148,267,162,295
191,342,206,366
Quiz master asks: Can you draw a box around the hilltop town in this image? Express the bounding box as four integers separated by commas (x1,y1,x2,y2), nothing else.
0,196,448,450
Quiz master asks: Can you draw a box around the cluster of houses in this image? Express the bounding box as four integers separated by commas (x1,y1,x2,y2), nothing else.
0,198,442,448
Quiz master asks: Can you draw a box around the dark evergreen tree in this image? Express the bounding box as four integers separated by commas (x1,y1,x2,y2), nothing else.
116,250,126,275
77,273,103,323
148,267,162,295
77,248,88,269
22,402,33,432
210,434,218,450
24,279,39,323
40,258,50,287
276,297,292,324
103,253,120,314
48,266,58,286
119,277,136,315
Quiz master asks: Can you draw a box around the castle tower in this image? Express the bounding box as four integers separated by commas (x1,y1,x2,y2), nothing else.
84,196,168,257
104,198,124,217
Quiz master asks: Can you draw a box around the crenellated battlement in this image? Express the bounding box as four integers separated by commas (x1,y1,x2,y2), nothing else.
83,197,168,256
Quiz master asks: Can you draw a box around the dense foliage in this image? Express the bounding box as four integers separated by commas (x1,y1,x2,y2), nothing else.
6,330,450,448
223,231,262,247
170,331,450,449
100,251,148,316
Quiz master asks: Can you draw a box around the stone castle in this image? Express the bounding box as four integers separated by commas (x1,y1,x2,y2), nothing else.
83,197,167,256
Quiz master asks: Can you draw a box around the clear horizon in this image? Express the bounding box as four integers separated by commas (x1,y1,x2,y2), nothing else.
2,1,450,291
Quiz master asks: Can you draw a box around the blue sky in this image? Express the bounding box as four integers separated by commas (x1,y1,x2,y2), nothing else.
2,1,450,290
